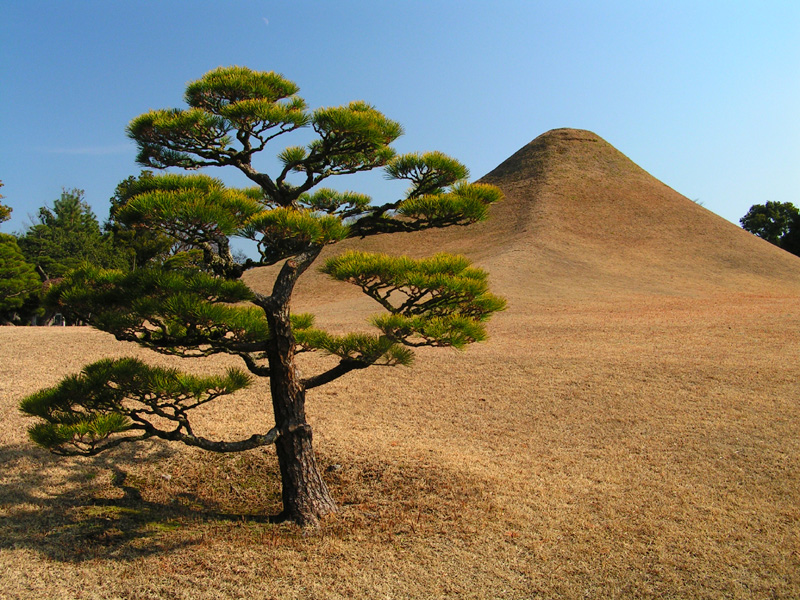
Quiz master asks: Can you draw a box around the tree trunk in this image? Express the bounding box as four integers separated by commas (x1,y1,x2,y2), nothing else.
259,247,337,526
265,304,337,525
273,427,337,526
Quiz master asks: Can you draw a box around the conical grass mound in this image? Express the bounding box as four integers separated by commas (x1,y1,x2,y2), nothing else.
245,128,800,307
478,128,800,298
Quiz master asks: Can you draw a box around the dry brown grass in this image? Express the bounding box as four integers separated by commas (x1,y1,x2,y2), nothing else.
2,129,799,598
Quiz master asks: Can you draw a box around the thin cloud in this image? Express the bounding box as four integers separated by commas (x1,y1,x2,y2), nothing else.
263,17,269,26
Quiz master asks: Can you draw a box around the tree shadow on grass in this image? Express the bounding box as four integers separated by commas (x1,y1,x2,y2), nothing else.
0,440,287,564
1,438,492,566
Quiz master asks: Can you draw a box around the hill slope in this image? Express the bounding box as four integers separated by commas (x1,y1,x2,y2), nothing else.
246,128,800,308
477,128,800,299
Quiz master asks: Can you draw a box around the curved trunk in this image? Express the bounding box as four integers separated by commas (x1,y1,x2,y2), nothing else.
259,246,337,526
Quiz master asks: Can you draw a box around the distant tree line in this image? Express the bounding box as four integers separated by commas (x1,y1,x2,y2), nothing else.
3,184,797,324
740,201,800,257
0,176,169,324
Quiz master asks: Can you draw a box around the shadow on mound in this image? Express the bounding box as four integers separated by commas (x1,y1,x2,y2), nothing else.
0,440,491,563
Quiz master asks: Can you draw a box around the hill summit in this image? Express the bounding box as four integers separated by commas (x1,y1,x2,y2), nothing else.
475,128,800,298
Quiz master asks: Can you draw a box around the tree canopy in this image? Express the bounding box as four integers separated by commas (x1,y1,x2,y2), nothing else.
0,181,41,323
0,181,11,224
0,233,40,321
106,171,178,270
740,201,800,257
22,66,505,526
18,188,126,280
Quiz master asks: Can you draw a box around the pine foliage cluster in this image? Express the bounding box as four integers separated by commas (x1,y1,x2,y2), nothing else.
48,264,264,356
21,358,251,455
323,251,506,349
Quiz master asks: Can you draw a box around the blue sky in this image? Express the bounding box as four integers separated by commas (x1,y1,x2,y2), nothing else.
1,1,798,239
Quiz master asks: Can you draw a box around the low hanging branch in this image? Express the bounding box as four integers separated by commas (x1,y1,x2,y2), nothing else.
19,358,271,456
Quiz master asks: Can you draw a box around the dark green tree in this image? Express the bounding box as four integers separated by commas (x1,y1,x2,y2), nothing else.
21,66,505,525
0,182,42,323
740,201,800,257
106,171,177,269
782,219,800,257
0,233,41,322
18,189,125,280
0,181,11,224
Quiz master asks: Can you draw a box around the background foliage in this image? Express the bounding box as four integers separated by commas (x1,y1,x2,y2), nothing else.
740,201,800,257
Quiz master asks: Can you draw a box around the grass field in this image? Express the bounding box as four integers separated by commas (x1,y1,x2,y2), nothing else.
2,293,799,599
2,129,799,598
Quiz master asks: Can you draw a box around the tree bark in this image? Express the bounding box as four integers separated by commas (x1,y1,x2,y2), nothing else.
273,426,337,526
258,247,337,526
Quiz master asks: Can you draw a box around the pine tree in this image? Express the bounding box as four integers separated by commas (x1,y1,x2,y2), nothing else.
0,181,41,322
18,188,125,280
0,181,11,224
0,233,40,321
20,66,505,526
106,171,177,269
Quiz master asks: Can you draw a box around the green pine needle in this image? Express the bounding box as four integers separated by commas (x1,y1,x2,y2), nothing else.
296,328,414,366
47,265,266,354
185,66,301,110
385,151,469,198
245,208,349,246
20,358,252,454
322,250,506,349
298,188,372,216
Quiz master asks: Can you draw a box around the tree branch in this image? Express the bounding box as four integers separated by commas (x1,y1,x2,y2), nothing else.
302,358,368,390
53,424,283,457
239,352,271,377
260,245,323,309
